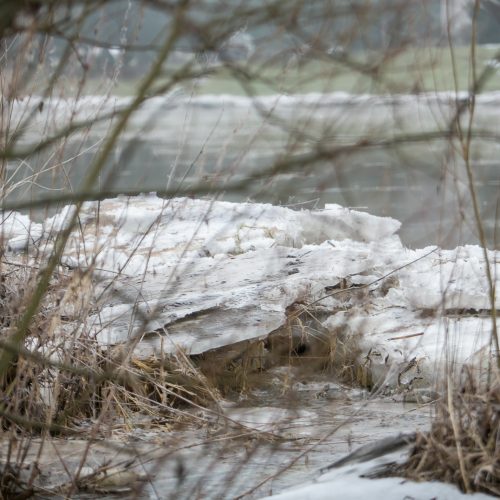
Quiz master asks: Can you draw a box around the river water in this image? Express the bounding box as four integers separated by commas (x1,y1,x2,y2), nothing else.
4,92,500,249
11,379,433,499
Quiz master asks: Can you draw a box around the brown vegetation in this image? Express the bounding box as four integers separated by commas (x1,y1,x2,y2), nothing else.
400,367,500,496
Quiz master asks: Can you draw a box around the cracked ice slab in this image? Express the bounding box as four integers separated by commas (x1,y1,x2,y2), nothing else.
13,195,499,379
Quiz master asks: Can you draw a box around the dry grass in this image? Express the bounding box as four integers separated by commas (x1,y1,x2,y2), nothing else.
0,259,225,497
398,366,500,496
194,304,365,397
0,253,365,436
0,267,368,441
0,259,220,434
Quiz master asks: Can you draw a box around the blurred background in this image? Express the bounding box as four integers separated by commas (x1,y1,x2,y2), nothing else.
1,0,499,248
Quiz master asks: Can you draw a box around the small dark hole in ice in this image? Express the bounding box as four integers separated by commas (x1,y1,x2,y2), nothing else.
293,343,308,356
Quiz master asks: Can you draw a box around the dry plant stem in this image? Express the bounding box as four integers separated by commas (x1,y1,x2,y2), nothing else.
447,375,470,493
0,405,75,434
1,66,203,161
4,10,86,149
0,2,190,379
0,337,138,387
69,388,119,499
455,0,499,366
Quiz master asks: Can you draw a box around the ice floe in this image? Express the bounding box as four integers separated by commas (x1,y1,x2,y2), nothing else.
2,195,498,388
8,91,500,148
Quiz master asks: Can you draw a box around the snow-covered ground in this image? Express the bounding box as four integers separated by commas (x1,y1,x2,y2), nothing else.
2,195,497,387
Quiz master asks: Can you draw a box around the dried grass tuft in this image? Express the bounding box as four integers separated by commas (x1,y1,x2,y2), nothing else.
399,366,500,496
0,261,219,435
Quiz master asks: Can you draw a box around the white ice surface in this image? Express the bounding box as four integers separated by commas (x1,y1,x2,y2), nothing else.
15,195,499,384
0,211,43,251
10,91,500,150
260,450,493,500
36,195,403,355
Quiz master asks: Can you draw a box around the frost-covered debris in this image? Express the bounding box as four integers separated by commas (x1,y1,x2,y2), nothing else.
6,195,499,387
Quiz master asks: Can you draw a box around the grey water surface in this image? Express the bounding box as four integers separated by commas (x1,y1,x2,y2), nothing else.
5,92,500,248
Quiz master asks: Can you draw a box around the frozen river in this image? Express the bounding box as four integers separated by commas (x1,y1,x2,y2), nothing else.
19,388,434,499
